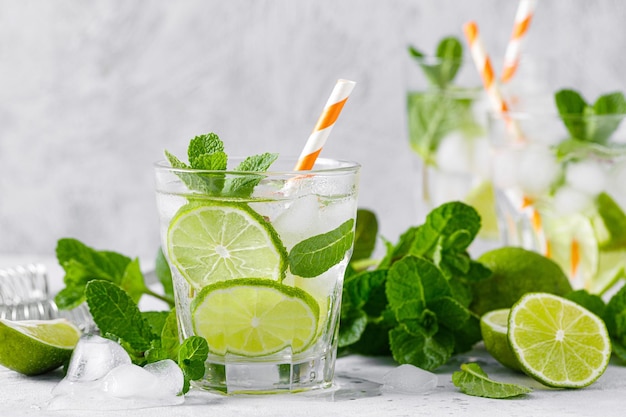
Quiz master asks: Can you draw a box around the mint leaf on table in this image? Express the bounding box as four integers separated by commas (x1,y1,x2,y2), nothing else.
85,280,156,354
408,37,463,89
452,363,532,399
222,152,279,198
288,219,355,277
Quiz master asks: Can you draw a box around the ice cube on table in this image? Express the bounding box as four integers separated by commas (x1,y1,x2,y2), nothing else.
103,360,184,401
381,364,438,394
566,159,608,196
65,334,131,382
49,336,185,410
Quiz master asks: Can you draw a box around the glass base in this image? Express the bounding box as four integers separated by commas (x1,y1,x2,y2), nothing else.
192,349,336,395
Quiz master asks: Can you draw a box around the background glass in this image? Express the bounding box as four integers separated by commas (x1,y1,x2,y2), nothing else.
489,110,626,294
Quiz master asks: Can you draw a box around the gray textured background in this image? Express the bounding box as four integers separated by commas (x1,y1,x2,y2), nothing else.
1,0,625,262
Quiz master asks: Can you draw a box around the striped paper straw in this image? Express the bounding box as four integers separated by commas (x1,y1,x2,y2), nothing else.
294,79,356,171
463,21,510,115
501,0,537,83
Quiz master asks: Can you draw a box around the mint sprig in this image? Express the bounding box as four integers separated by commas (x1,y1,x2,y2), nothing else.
555,89,626,149
452,363,532,399
408,37,463,89
165,132,278,198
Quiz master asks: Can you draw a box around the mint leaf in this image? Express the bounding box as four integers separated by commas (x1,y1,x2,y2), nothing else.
222,152,278,197
141,311,170,336
603,284,626,361
155,247,174,300
452,363,532,398
407,92,481,165
55,238,131,309
119,258,149,304
389,325,454,371
565,289,606,318
351,209,378,261
160,309,181,361
85,280,155,353
408,37,462,89
178,336,209,394
288,219,355,277
555,89,626,144
188,133,225,167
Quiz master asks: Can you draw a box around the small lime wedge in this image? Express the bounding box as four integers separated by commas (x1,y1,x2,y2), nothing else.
167,202,287,289
0,318,81,375
508,293,610,388
480,309,521,371
191,278,319,357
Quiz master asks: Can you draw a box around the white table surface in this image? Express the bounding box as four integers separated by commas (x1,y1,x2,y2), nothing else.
2,255,626,417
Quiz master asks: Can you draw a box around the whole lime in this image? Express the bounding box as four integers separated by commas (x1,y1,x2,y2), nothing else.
470,247,573,316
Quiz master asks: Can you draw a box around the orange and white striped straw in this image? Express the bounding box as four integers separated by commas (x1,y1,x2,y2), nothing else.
501,0,537,83
294,79,356,171
463,21,510,115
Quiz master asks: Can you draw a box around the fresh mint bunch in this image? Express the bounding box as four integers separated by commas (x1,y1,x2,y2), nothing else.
555,89,626,159
408,37,463,90
339,202,491,370
165,132,278,198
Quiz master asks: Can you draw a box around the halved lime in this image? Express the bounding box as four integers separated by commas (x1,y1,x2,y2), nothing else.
508,293,610,388
480,309,521,371
0,318,81,375
167,202,287,289
191,278,319,356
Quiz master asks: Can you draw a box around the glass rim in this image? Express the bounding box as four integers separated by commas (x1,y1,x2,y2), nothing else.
488,109,626,121
154,156,361,175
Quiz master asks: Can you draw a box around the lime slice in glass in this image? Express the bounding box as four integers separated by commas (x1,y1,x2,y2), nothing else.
191,278,319,356
508,293,610,388
464,180,499,240
167,202,287,289
0,318,81,375
480,308,521,371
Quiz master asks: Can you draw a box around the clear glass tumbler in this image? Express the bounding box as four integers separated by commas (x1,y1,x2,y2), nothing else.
154,157,360,394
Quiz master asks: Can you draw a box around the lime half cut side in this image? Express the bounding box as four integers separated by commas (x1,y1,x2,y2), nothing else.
191,278,320,357
167,202,288,289
508,293,610,388
0,318,81,375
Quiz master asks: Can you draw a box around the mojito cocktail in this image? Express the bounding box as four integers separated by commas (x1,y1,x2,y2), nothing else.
155,137,360,394
489,90,626,294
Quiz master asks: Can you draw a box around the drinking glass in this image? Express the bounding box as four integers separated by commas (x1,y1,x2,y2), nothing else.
488,109,626,294
154,157,360,394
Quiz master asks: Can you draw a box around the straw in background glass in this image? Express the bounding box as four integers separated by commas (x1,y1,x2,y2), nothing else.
501,0,537,84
